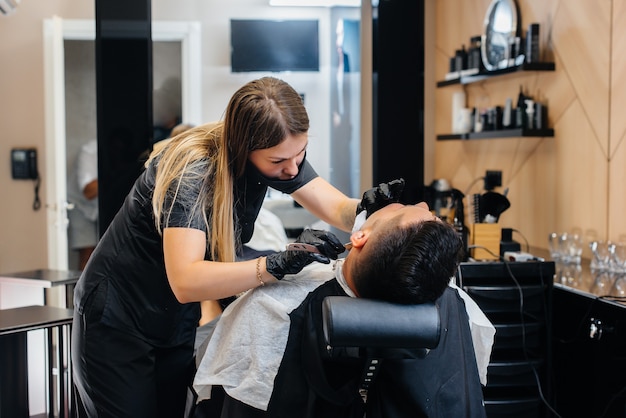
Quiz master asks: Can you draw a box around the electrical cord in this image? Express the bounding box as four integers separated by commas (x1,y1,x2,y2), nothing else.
502,259,562,418
32,173,41,211
598,385,626,418
510,228,530,253
598,295,626,301
463,176,485,196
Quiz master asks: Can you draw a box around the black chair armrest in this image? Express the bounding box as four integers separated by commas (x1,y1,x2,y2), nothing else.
321,296,440,353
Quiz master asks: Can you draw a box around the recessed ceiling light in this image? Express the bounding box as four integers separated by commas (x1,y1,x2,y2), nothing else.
269,0,360,7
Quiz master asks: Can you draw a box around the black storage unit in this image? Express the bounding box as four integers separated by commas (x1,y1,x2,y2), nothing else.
553,285,626,417
456,261,555,418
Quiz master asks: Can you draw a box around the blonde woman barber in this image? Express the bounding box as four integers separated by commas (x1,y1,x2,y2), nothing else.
71,77,403,418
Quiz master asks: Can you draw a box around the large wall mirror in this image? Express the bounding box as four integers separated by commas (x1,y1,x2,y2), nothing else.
65,40,182,270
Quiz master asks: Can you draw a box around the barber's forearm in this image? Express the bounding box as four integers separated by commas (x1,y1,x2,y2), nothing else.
339,199,359,232
292,177,358,233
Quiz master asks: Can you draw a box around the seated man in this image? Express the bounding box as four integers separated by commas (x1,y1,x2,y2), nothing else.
193,202,492,417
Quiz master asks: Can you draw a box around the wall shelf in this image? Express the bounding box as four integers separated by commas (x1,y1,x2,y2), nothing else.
437,128,554,141
437,62,555,87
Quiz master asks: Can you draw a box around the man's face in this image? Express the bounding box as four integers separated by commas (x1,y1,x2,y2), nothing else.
363,202,438,229
343,202,443,297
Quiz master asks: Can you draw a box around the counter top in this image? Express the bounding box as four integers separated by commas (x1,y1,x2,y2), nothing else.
0,305,73,336
0,269,81,288
530,247,626,307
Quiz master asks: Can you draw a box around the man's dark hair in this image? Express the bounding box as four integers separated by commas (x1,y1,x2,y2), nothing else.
352,219,463,304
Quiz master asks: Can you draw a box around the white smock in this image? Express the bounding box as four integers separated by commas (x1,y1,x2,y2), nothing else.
193,262,337,410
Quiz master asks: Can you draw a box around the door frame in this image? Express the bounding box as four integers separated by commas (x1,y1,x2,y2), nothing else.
43,18,202,270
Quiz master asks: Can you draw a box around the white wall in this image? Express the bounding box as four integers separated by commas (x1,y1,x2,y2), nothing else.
152,0,334,180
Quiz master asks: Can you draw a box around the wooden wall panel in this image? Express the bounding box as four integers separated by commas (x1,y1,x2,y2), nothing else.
609,0,626,239
552,0,611,146
552,101,607,237
433,0,615,256
611,0,626,157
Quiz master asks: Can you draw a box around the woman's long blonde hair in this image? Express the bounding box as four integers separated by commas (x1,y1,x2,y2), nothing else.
147,77,309,263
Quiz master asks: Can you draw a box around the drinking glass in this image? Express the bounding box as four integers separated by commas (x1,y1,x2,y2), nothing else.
548,232,561,261
610,242,626,273
589,270,614,295
610,275,626,297
563,232,583,264
590,240,612,271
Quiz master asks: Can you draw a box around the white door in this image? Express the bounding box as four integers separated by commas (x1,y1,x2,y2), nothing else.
43,18,202,271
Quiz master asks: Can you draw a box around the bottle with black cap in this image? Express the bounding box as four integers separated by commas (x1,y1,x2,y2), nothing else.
526,23,540,63
515,85,527,129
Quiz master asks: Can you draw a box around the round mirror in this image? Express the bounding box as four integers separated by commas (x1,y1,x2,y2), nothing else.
481,0,519,71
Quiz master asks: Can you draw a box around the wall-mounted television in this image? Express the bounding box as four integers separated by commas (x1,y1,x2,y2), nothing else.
230,19,319,73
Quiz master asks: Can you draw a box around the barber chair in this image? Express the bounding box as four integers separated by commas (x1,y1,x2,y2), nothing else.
319,296,441,404
202,288,485,418
211,297,441,418
281,296,444,418
300,290,487,418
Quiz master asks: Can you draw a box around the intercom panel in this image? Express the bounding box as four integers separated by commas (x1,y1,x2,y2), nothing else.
11,148,38,180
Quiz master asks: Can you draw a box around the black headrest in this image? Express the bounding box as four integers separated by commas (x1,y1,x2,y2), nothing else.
321,296,441,353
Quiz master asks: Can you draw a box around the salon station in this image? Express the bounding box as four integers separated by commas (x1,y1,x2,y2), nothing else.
1,0,625,417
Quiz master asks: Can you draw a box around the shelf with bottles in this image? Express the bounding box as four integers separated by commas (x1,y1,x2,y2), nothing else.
437,62,555,88
439,86,553,141
437,128,554,141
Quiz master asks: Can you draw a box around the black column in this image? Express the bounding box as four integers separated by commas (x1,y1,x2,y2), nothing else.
95,0,153,235
372,0,425,203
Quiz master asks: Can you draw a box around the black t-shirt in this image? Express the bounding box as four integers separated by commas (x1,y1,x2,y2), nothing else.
235,158,317,245
73,154,318,347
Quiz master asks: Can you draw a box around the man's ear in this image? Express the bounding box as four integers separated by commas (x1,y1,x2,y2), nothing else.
350,229,369,249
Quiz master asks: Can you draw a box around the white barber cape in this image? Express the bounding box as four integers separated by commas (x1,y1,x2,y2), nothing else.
193,261,495,411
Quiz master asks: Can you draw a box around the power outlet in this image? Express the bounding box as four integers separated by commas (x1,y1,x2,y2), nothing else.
484,170,502,190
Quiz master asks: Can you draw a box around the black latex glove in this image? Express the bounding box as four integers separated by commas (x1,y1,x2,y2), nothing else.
266,229,345,280
357,178,405,218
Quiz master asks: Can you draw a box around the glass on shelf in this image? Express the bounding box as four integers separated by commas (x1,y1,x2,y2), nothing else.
549,231,583,264
610,275,626,298
590,240,612,271
589,270,615,295
609,242,626,274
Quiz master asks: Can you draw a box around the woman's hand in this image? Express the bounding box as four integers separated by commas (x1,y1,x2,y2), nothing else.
293,229,345,259
357,178,405,218
265,229,344,280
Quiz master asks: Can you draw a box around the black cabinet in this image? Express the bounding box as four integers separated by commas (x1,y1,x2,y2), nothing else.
456,261,555,417
552,285,626,417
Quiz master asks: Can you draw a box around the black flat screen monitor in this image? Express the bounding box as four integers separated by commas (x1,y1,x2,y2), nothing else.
230,19,319,73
